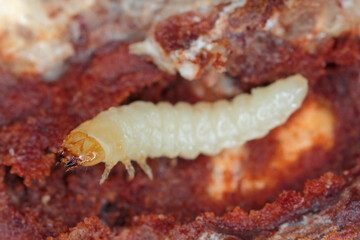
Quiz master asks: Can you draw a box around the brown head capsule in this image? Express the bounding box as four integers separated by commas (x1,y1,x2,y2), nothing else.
58,131,106,174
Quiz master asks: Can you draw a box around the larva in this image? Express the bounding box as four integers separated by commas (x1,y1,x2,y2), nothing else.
58,74,308,184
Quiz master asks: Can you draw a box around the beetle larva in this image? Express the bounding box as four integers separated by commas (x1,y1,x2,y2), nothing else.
58,74,308,184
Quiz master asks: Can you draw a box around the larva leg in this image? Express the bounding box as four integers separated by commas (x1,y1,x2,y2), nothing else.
100,161,139,184
124,160,135,180
137,159,153,179
100,163,114,185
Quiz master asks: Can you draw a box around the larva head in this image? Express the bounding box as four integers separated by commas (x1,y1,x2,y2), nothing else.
58,131,105,169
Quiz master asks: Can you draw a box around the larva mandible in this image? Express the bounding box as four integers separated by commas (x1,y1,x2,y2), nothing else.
58,74,308,184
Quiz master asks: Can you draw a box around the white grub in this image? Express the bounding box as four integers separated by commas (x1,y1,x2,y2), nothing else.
61,74,308,183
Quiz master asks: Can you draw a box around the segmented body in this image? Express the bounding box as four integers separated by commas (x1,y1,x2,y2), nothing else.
59,74,308,184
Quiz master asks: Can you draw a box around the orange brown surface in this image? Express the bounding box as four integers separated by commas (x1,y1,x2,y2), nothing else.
1,1,360,240
1,41,360,239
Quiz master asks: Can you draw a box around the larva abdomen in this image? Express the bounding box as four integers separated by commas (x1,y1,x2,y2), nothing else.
117,74,306,160
60,74,308,183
